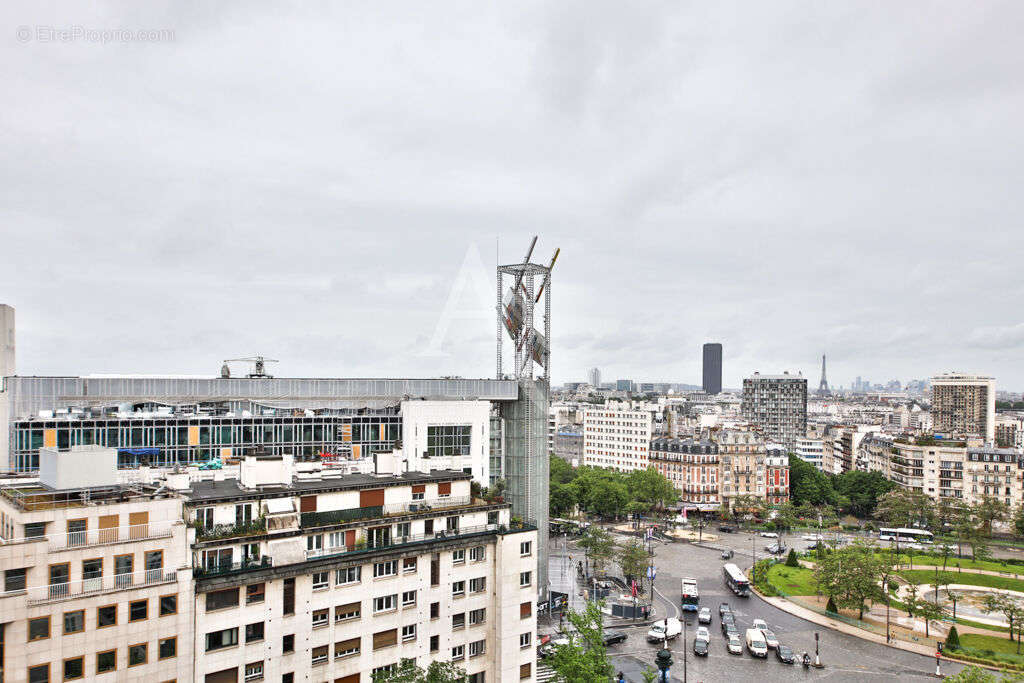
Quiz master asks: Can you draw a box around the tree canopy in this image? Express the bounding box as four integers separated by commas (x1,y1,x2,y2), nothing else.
548,457,679,519
546,601,616,683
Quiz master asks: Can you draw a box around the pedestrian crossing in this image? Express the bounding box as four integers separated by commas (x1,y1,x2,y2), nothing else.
536,662,558,682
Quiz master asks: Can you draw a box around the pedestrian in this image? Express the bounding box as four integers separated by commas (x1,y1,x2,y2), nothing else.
617,671,625,683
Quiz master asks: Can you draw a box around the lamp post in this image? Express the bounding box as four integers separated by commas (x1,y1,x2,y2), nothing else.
655,638,673,683
751,532,757,582
815,632,820,667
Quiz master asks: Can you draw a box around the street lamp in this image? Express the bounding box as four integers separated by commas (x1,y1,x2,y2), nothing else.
815,632,821,667
656,635,674,683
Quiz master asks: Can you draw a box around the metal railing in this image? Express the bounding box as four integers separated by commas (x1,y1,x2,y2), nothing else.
193,555,273,578
6,569,178,604
195,518,267,542
305,523,501,561
300,496,479,528
382,496,472,515
0,521,176,550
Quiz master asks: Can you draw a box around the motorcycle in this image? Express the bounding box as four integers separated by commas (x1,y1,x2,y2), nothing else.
801,652,811,668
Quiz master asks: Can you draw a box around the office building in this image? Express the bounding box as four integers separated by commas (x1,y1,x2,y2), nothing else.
741,372,807,450
794,437,824,470
702,343,722,395
587,368,600,389
1,447,539,682
615,379,633,392
931,373,997,444
582,407,652,472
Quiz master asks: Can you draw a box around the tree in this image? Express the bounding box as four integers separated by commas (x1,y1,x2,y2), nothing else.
813,543,887,619
832,470,897,517
946,625,961,650
771,501,797,548
617,540,648,586
1014,506,1024,538
974,496,1010,536
825,596,838,613
371,659,467,682
550,483,576,517
577,526,615,574
732,494,767,521
982,594,1021,642
546,601,615,683
788,454,838,507
944,666,1024,683
785,548,800,567
916,598,944,639
875,489,932,531
628,467,679,510
550,455,576,486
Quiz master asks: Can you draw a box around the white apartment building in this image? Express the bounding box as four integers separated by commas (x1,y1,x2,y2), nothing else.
1,447,539,683
400,400,492,485
931,372,996,444
794,438,824,470
582,408,653,472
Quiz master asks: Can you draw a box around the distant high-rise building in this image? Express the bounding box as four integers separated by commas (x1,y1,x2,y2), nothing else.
702,343,722,394
931,372,996,444
616,379,633,392
0,304,13,379
588,367,601,388
742,371,808,450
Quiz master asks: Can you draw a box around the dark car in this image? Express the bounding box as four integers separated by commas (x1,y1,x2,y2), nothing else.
720,613,735,634
776,644,795,664
719,602,731,617
718,525,736,533
602,630,627,646
693,638,709,657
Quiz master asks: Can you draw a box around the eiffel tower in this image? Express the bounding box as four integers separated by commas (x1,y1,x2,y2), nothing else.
818,354,831,396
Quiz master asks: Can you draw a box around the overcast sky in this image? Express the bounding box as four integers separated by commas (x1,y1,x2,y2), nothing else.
2,2,1022,390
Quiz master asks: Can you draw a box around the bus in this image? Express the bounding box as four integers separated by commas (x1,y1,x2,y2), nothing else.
723,563,750,597
680,577,700,611
878,527,934,544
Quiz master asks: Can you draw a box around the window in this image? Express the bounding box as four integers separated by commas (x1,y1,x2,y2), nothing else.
470,577,486,593
451,644,465,661
130,599,148,621
373,629,398,650
246,583,265,604
334,638,360,659
469,639,486,657
446,515,459,532
244,661,264,682
520,663,532,679
430,635,439,652
5,567,27,592
430,602,440,619
426,424,472,457
129,643,147,667
311,645,329,665
29,616,50,641
25,522,47,538
520,632,531,648
374,594,397,613
159,636,177,660
373,665,397,678
28,664,49,683
63,656,84,680
402,557,417,573
205,627,239,652
469,608,486,625
206,587,239,611
282,634,295,653
520,571,532,587
235,503,253,527
469,673,485,683
246,622,265,642
401,624,416,642
520,601,531,618
312,608,329,627
452,612,465,629
282,675,294,683
335,566,360,585
452,549,465,564
373,560,397,578
402,590,417,607
195,507,214,530
312,571,328,590
307,534,323,551
283,577,295,615
160,594,178,615
412,490,424,501
63,610,84,634
470,546,485,562
97,649,117,673
520,541,532,556
335,602,360,622
396,522,411,539
97,605,117,628
452,580,465,596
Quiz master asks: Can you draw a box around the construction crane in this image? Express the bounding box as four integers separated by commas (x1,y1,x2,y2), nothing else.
222,356,278,379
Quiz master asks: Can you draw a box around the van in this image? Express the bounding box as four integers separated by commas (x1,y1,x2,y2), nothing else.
745,628,768,657
647,618,682,643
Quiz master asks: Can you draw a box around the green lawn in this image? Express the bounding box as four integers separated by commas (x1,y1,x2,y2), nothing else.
899,569,1024,593
887,552,1024,575
960,633,1024,655
765,563,818,596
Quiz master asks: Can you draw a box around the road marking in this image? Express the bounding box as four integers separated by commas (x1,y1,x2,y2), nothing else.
652,580,679,620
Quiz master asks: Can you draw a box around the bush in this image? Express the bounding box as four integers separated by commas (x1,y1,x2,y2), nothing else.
946,625,961,650
825,596,838,613
786,549,799,567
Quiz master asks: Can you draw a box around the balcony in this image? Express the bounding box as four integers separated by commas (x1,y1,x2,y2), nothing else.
12,569,178,605
195,517,268,542
304,522,502,562
301,496,475,529
1,520,176,552
193,555,273,578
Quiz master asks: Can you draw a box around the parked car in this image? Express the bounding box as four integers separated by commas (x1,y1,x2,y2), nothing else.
726,633,744,655
696,626,710,642
719,602,732,617
760,531,778,538
693,637,709,656
776,644,796,664
745,628,768,658
718,525,736,533
602,630,627,646
721,548,734,560
698,607,712,625
761,629,779,649
765,543,786,554
751,618,768,631
802,534,825,542
720,614,736,635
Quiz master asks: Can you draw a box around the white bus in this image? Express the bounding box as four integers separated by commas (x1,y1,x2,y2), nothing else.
878,527,934,544
722,563,750,597
680,577,700,611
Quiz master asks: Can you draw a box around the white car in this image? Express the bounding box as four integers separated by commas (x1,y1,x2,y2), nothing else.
760,531,778,538
698,607,712,624
727,633,744,655
761,628,779,649
696,626,710,642
802,534,825,541
752,618,768,631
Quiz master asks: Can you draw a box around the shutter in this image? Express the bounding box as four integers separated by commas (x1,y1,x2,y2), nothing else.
438,482,452,495
373,629,397,650
98,515,119,543
336,675,360,683
345,530,356,548
300,496,317,513
359,489,385,507
205,668,238,683
129,511,149,539
412,485,425,494
520,601,531,618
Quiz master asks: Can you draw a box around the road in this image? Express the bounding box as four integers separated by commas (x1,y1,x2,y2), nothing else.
548,530,966,682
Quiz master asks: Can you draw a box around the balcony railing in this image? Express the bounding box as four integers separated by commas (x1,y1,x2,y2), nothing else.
300,496,476,529
0,521,176,551
193,555,273,578
8,569,178,605
195,517,267,542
